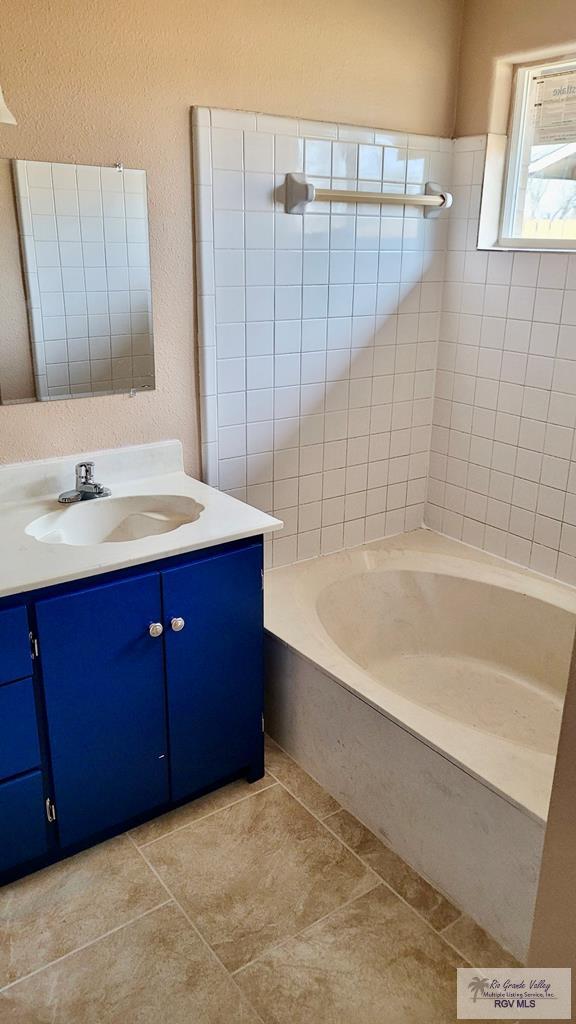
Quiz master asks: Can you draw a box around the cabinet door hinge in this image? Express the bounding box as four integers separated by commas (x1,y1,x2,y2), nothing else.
45,798,56,824
261,713,265,733
29,631,39,659
261,569,264,591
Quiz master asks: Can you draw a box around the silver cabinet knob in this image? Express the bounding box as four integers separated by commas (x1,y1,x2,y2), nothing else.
171,616,185,632
149,622,164,638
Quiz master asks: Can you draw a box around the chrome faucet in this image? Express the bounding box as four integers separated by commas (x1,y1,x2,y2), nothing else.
58,462,112,504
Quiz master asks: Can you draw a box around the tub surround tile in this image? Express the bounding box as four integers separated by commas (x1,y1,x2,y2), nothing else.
130,773,275,846
194,106,437,560
264,735,340,818
325,808,461,930
0,903,259,1023
142,784,378,971
441,915,521,969
235,885,467,1024
0,835,167,987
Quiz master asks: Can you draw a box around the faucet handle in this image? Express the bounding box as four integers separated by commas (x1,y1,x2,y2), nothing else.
75,461,95,486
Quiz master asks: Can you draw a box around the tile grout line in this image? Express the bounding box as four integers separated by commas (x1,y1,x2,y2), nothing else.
319,809,521,965
132,786,390,986
0,758,476,1004
127,833,269,1024
0,900,174,994
265,744,501,967
264,756,478,967
236,766,478,970
231,882,387,978
135,779,279,849
318,811,474,966
265,735,338,806
263,770,381,889
321,805,464,929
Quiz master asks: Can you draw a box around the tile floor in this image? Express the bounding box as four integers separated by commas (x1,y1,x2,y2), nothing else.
0,737,519,1022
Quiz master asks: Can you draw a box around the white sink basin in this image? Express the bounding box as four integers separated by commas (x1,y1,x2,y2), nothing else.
26,494,205,546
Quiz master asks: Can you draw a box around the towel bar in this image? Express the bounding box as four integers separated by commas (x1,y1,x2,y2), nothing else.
285,173,453,218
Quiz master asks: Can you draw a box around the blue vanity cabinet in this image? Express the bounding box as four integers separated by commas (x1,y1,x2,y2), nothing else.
0,536,265,881
162,542,264,801
35,572,170,848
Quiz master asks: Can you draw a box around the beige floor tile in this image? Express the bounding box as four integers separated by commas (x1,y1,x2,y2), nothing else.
0,835,166,987
1,903,260,1023
441,914,521,968
130,773,275,846
236,885,472,1024
143,784,377,971
326,809,461,930
264,736,340,818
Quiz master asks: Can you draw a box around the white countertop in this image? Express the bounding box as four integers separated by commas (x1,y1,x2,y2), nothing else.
0,440,282,599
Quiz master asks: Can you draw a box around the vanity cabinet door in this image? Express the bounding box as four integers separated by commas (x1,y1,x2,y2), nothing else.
0,771,49,874
0,606,32,685
162,542,264,801
35,573,170,847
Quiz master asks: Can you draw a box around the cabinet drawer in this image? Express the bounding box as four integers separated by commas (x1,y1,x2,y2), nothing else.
0,678,41,782
0,606,32,685
0,771,48,874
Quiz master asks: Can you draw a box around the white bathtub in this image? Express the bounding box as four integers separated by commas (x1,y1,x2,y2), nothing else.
264,529,576,958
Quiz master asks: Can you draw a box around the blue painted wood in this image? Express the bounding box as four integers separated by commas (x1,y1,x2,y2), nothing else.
36,573,170,848
162,542,264,801
0,678,41,782
0,771,48,872
0,606,32,685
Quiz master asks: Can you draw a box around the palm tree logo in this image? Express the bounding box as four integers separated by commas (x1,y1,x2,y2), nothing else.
468,976,490,1002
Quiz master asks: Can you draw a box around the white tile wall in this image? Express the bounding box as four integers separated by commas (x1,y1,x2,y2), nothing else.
193,107,451,567
426,136,576,586
195,111,576,584
13,160,154,400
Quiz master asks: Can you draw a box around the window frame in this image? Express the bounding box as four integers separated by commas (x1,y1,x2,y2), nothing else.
499,56,576,251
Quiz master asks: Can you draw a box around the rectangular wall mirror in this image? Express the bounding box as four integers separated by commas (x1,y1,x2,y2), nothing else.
0,158,155,405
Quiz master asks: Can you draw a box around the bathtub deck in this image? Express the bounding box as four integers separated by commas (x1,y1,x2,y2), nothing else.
0,737,518,1023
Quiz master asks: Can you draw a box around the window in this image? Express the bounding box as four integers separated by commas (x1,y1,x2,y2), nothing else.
500,57,576,249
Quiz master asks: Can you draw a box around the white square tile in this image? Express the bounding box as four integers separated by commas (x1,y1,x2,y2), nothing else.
246,286,274,322
247,355,274,390
102,192,125,217
275,285,301,320
244,172,275,212
213,168,243,210
245,213,272,249
212,128,244,170
246,321,274,355
275,320,301,353
304,139,332,175
215,210,245,249
303,214,329,250
217,357,246,393
78,190,102,217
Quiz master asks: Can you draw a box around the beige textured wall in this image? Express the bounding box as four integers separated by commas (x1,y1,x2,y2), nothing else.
528,651,576,1014
456,0,576,135
0,0,463,471
0,159,34,403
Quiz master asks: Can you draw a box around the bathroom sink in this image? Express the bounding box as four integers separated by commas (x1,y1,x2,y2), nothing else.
26,494,205,546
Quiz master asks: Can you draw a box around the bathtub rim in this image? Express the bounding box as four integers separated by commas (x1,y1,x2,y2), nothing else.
264,528,576,825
